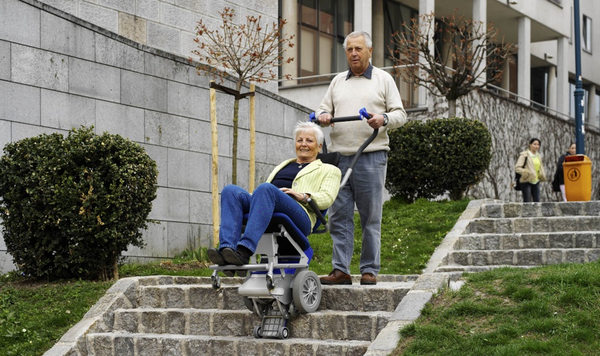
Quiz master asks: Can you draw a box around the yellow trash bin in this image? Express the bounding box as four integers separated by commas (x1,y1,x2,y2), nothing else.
563,154,592,201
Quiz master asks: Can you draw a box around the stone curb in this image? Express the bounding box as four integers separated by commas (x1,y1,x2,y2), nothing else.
43,277,142,356
363,273,448,356
423,198,499,274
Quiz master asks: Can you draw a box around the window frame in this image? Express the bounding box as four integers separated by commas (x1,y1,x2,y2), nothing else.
582,15,592,53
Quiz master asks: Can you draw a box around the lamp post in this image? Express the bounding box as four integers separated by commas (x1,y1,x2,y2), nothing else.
573,0,585,154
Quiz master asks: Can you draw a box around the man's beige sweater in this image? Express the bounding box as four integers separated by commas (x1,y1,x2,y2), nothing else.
317,66,407,155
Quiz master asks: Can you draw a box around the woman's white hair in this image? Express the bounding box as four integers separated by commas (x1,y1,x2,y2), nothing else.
294,121,324,145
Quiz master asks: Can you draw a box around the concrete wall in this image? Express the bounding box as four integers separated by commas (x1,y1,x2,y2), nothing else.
0,0,310,272
34,0,280,93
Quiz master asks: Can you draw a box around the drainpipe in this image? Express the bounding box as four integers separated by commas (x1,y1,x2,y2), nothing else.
573,0,585,154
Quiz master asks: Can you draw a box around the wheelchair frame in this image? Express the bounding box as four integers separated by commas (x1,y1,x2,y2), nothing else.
209,201,327,339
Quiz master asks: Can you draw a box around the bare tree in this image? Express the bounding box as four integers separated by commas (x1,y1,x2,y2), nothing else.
390,11,514,117
192,7,295,185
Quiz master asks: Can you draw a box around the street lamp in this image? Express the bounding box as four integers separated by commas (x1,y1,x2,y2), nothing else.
573,0,585,154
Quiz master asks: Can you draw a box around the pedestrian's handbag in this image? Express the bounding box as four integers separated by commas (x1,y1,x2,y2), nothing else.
514,156,528,191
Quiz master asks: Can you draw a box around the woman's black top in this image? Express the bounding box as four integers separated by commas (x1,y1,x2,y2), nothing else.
270,162,310,188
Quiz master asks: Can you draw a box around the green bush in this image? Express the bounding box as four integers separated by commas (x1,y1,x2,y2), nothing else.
0,127,158,280
386,117,492,202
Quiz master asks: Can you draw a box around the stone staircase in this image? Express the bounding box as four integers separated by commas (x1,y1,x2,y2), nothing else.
46,274,417,356
433,201,600,273
45,200,600,356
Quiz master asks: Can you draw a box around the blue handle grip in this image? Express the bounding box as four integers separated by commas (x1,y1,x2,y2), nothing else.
309,108,369,122
359,107,369,119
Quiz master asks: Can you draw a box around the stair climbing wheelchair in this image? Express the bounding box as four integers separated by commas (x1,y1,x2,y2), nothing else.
209,108,377,339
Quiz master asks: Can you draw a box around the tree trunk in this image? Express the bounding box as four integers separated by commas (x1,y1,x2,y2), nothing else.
232,80,243,185
448,99,457,118
113,259,119,280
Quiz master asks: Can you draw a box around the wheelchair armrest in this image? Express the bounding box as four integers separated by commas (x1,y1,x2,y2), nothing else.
307,198,329,234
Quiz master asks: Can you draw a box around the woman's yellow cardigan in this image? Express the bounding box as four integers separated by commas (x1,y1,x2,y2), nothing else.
266,158,341,228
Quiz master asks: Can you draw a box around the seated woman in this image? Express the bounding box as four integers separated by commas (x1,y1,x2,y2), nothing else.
208,122,341,269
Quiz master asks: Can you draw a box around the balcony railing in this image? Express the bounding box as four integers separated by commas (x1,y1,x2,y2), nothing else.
279,66,574,122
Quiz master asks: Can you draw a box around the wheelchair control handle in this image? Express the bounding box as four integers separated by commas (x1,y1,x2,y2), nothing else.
309,107,371,123
308,108,379,188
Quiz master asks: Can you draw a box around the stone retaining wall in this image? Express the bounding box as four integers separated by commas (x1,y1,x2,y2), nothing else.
0,0,309,272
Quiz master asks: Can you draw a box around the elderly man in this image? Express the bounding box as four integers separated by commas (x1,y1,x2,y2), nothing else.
317,31,407,285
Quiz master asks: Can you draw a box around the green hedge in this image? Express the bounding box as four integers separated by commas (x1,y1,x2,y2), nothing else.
386,117,492,202
0,127,158,280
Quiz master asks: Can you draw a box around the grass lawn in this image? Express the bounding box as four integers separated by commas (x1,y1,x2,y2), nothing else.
392,262,600,355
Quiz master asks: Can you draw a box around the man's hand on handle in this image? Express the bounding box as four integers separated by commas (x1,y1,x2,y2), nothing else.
366,113,386,129
317,113,333,127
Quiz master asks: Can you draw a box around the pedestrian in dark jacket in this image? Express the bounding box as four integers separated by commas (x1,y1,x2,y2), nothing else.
552,142,576,201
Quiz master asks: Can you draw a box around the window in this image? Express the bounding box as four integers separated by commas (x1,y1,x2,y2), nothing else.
297,0,353,84
531,67,548,111
384,1,419,108
583,15,592,52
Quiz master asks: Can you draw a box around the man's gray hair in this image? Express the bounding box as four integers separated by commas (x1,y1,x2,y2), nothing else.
294,121,324,146
343,31,373,50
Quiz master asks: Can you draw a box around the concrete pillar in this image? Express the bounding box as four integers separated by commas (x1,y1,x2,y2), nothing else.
280,0,298,86
472,0,487,83
419,0,434,108
556,36,569,117
548,65,557,112
517,17,531,103
354,0,372,36
372,0,384,67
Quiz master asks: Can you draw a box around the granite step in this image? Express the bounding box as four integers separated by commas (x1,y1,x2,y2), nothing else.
442,248,600,267
457,231,600,250
85,332,371,356
465,216,600,234
479,202,600,218
137,279,415,313
112,308,390,341
45,275,417,356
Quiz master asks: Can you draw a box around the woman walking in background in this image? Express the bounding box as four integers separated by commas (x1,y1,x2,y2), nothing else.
552,142,576,201
516,138,547,202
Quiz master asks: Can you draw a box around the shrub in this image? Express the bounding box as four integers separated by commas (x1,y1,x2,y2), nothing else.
386,117,492,202
0,127,158,280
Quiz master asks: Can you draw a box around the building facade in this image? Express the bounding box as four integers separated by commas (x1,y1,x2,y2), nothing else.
23,0,600,126
279,0,600,129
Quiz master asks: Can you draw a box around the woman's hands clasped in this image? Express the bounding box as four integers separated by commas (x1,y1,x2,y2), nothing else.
280,187,308,203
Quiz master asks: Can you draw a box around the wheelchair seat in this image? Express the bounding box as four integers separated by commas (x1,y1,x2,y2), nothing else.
209,152,340,339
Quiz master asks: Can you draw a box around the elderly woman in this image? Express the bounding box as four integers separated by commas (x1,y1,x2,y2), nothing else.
208,121,341,268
